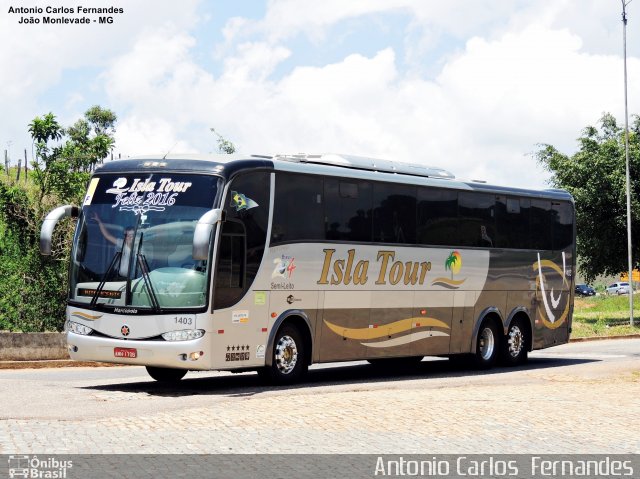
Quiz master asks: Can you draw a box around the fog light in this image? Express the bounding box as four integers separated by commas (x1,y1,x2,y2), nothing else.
68,345,78,353
189,351,202,361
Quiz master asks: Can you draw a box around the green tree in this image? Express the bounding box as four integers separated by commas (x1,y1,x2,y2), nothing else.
29,107,117,204
536,112,640,281
28,112,64,202
0,106,118,331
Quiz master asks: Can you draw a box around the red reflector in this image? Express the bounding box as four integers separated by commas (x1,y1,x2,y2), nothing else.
373,324,378,328
421,309,427,315
271,312,277,318
261,328,268,332
416,323,421,327
217,330,224,334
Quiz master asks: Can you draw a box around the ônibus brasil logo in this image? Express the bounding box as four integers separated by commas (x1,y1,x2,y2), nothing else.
8,455,73,478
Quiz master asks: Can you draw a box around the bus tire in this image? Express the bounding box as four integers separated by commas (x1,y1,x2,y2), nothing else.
473,320,500,369
146,366,187,382
501,318,529,366
260,324,308,385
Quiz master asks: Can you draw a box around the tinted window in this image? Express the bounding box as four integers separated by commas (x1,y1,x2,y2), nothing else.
495,196,530,249
324,178,372,241
417,188,458,246
458,192,495,247
530,199,552,250
552,201,573,250
214,221,246,309
271,173,324,244
373,183,417,244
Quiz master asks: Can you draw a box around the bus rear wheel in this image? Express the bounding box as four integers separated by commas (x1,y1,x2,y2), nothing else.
259,324,308,385
146,366,187,383
473,320,500,369
501,319,529,366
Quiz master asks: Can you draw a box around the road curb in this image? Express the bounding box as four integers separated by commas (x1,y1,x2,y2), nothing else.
569,333,640,342
0,360,130,370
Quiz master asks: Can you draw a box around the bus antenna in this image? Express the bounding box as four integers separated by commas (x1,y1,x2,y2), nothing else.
162,142,178,159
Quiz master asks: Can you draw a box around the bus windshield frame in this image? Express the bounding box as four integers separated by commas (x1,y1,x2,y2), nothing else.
68,172,223,313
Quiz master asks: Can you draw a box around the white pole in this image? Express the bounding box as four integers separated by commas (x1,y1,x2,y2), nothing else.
622,0,634,326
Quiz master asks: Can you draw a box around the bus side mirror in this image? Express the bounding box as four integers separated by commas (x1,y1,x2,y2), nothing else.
40,205,79,255
193,208,224,261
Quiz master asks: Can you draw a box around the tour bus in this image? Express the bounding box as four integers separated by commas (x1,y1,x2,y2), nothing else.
40,153,575,384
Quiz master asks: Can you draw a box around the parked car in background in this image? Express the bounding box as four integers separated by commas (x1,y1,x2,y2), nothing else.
575,284,596,296
606,282,630,295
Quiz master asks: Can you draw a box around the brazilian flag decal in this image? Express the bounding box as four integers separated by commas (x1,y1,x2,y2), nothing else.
230,191,259,211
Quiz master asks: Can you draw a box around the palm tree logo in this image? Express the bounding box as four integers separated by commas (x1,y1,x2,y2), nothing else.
444,251,462,279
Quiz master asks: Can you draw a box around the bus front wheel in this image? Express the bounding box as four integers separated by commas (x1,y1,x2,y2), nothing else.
259,324,308,385
146,366,187,383
473,320,500,369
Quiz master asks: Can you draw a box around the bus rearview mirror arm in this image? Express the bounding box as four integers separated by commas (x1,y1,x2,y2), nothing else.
193,208,224,261
40,205,79,256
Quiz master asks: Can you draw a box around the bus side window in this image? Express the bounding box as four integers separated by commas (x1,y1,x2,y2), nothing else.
214,221,246,309
271,173,324,244
373,183,417,244
324,178,372,242
417,188,458,247
530,199,552,250
459,192,495,247
495,196,529,249
552,201,573,251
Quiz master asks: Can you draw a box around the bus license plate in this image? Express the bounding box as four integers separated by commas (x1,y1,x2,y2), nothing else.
114,347,137,358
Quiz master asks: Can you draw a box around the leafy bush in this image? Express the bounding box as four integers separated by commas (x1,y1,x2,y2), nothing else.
0,106,116,332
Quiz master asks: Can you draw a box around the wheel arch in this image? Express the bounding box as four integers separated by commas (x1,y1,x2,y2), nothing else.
265,309,314,367
470,307,504,354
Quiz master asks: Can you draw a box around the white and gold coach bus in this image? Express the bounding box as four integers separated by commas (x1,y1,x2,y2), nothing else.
40,153,575,384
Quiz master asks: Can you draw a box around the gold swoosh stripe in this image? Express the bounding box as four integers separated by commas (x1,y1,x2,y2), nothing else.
431,277,466,286
362,330,450,348
71,312,103,321
324,317,449,340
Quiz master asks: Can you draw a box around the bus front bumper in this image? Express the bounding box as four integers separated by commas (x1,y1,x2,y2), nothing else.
66,332,212,370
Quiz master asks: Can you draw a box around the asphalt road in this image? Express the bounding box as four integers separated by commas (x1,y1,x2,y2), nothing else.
0,338,638,454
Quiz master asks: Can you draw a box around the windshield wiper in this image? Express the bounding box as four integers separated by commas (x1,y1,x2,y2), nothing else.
135,233,160,312
90,251,122,307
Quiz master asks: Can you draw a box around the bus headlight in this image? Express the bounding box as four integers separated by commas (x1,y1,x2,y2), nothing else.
65,320,93,336
162,329,205,341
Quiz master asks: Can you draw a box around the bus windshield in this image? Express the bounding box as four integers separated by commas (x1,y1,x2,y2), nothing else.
69,173,220,310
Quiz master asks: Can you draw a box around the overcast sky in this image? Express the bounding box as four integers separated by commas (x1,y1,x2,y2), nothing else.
1,0,638,189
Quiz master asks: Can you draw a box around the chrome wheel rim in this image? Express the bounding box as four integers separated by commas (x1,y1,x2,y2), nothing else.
274,335,298,375
479,327,495,361
507,325,524,358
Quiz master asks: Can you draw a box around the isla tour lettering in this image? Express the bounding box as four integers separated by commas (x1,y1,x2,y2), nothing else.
317,249,431,286
105,177,192,215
